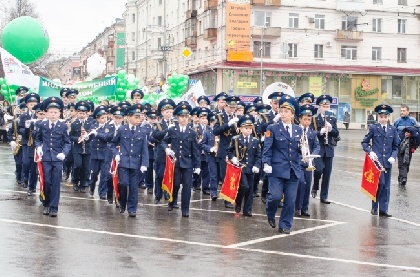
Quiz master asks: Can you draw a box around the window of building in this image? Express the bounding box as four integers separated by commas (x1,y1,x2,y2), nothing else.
314,44,323,58
158,38,162,48
397,48,407,63
398,19,406,33
253,41,271,57
158,16,162,26
341,46,357,60
341,16,358,31
372,18,382,32
131,51,136,61
132,14,136,23
373,0,383,4
289,13,299,28
131,32,135,42
372,47,381,61
255,11,272,27
314,14,325,29
204,10,217,29
398,0,407,5
288,43,298,58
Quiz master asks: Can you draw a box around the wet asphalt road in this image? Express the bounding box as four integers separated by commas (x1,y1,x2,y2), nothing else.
0,129,419,276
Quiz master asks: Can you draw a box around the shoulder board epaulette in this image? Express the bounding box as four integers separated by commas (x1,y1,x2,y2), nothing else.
252,137,258,141
232,135,239,140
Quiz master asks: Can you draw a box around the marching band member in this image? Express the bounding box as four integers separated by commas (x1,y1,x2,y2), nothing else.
162,103,200,217
65,89,78,104
18,93,40,194
144,108,158,195
138,105,149,189
226,115,261,217
131,89,143,105
200,112,218,200
7,102,25,186
311,95,339,204
70,101,93,192
263,95,302,234
15,86,29,106
295,104,320,217
213,92,228,114
361,105,399,217
88,106,114,199
109,104,149,217
245,104,262,197
60,88,70,107
63,103,77,182
196,107,211,195
35,97,71,217
197,95,210,108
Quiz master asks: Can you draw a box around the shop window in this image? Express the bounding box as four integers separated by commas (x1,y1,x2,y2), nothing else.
392,76,402,98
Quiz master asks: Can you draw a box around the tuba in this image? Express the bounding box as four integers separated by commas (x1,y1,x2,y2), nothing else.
300,129,320,171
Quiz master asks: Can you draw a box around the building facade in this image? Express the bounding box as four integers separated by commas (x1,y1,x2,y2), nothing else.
124,0,420,125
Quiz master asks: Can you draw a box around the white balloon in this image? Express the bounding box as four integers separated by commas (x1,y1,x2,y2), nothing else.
162,84,169,93
127,74,136,83
87,53,107,79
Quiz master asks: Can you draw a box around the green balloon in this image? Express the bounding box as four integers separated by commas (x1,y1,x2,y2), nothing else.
1,16,49,64
117,88,123,93
0,78,5,85
117,70,126,78
116,95,125,101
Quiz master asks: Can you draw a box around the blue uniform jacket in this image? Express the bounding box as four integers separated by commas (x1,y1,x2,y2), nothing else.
213,112,240,159
17,111,36,145
313,114,339,158
300,127,320,167
151,120,171,164
263,123,303,179
109,125,149,170
226,135,261,174
141,122,155,160
90,123,115,160
161,126,200,169
70,118,93,154
200,128,217,163
35,121,71,162
361,123,399,169
196,124,208,161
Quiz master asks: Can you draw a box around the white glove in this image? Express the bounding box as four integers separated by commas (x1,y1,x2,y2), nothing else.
388,157,395,164
140,166,147,173
25,121,31,128
252,166,259,174
228,117,239,126
10,141,16,150
273,114,281,123
57,153,65,161
115,155,121,162
369,151,378,160
165,148,175,156
320,127,327,135
36,146,43,157
210,147,216,153
325,121,332,132
263,164,272,174
261,135,265,142
168,123,175,129
193,168,201,175
231,157,239,165
90,129,97,136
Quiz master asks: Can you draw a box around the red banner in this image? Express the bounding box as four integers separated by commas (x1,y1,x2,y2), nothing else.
361,154,381,201
162,155,175,202
35,152,45,201
110,158,119,206
220,162,242,204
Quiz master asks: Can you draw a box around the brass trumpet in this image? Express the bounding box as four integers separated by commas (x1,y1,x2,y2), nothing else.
300,130,320,171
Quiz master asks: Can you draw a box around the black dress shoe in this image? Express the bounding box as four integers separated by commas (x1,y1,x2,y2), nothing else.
89,190,94,197
50,211,57,217
279,228,290,234
278,202,284,208
225,202,234,209
211,195,218,201
100,196,107,200
147,188,153,195
27,191,33,196
173,204,179,209
128,212,136,217
371,209,378,215
254,192,260,198
182,213,189,218
119,208,125,214
234,205,241,213
168,205,173,211
261,197,267,204
73,184,79,191
154,199,160,204
202,190,210,195
268,219,276,228
379,211,392,217
294,210,301,217
301,211,310,217
243,212,252,217
22,182,28,188
79,186,86,193
320,199,331,204
43,207,50,215
311,190,317,198
108,199,113,204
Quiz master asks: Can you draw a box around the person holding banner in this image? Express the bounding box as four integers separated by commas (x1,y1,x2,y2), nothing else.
162,104,200,218
361,104,399,217
263,95,302,234
109,104,149,217
226,114,261,217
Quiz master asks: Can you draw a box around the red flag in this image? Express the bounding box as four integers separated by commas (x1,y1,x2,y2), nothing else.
162,155,175,202
35,152,45,201
219,162,242,204
361,154,382,202
110,158,119,207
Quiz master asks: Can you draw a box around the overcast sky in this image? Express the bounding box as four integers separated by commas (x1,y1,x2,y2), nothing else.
35,0,127,57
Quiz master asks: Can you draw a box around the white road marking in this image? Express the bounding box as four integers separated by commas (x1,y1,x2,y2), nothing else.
226,222,346,248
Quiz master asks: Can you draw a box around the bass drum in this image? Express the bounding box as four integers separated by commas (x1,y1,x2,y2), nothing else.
262,82,295,104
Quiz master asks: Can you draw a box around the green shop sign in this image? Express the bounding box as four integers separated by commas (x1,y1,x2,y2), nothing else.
355,79,379,107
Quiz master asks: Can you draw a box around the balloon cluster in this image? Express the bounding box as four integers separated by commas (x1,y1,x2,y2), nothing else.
0,78,20,103
114,70,141,102
167,73,189,99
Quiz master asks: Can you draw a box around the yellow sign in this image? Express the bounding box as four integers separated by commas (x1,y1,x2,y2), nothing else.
227,51,253,62
309,77,323,97
237,82,257,89
181,48,192,59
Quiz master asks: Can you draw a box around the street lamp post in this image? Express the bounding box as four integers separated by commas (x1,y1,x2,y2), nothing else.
260,23,267,96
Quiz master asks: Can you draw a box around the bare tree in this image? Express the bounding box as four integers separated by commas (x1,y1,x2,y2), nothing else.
1,0,38,25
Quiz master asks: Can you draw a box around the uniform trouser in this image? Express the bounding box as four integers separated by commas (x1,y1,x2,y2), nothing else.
266,170,299,230
89,158,109,197
218,158,227,182
42,161,63,212
261,173,269,198
397,152,412,184
200,160,210,191
170,167,193,214
64,149,73,177
106,173,114,201
296,169,313,213
208,160,218,197
22,145,37,190
118,167,141,213
146,159,154,189
253,170,261,194
14,148,23,182
372,169,391,213
312,156,333,200
236,173,255,214
193,172,200,189
154,162,165,200
73,153,91,187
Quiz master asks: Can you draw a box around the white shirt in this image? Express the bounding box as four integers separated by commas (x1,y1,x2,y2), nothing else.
49,120,58,129
283,122,292,137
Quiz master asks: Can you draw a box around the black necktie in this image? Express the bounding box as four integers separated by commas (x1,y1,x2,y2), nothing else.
304,128,307,134
383,126,386,133
51,123,55,130
286,125,290,137
131,126,135,134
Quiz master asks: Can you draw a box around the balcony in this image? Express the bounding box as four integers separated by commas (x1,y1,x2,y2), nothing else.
204,0,217,11
336,0,365,13
151,49,164,60
251,27,281,39
203,28,217,40
335,30,363,41
186,9,197,19
251,0,281,6
185,36,197,49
